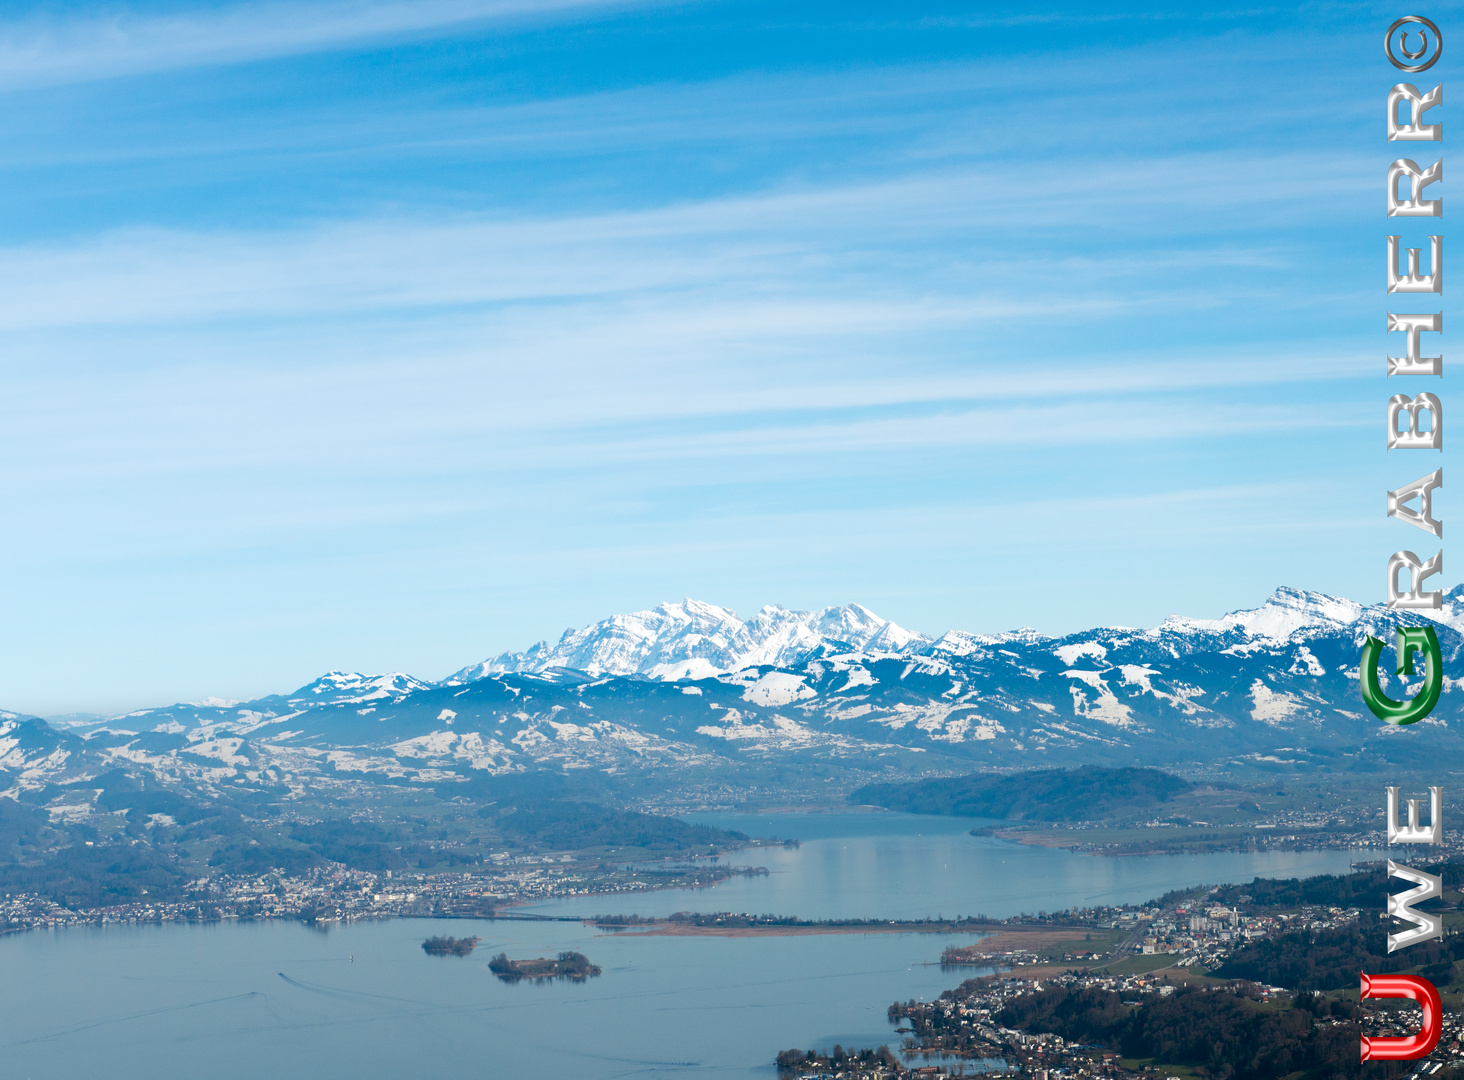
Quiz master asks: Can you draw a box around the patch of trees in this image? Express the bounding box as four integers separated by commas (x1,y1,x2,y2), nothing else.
208,840,319,876
288,819,417,872
0,799,46,857
850,765,1192,821
995,984,1131,1044
86,769,212,827
444,767,624,805
488,950,601,981
483,799,746,851
0,842,186,908
1214,913,1464,990
1123,988,1324,1079
1214,860,1464,910
205,816,476,874
992,984,1420,1080
422,935,479,956
775,1045,899,1072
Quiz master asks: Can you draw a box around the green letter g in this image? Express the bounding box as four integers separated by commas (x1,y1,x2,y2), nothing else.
1361,625,1443,725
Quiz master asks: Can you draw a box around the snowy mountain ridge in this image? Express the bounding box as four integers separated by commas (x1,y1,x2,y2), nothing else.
1153,586,1365,642
445,598,929,684
6,584,1464,802
446,585,1464,685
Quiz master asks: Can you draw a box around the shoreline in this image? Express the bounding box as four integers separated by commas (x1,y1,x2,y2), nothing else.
589,919,1096,941
988,825,1373,857
596,921,997,938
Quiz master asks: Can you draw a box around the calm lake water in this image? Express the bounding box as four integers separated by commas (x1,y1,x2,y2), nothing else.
0,812,1360,1080
532,812,1365,922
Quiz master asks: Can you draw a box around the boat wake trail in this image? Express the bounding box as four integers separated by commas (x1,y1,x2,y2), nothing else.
275,972,434,1008
12,992,265,1045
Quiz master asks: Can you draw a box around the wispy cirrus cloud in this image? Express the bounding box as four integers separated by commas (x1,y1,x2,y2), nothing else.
0,1,1400,710
0,0,643,90
0,146,1369,331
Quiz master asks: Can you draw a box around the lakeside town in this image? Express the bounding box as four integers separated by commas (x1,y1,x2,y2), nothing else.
0,778,1402,937
775,882,1464,1079
0,857,767,933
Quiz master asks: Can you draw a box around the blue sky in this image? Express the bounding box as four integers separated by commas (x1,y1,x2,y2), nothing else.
0,0,1451,713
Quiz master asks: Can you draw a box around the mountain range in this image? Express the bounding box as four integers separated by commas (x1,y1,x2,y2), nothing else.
4,586,1463,806
444,598,929,683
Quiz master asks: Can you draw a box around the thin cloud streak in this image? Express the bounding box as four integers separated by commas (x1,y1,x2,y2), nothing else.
0,379,1369,492
0,39,1368,178
0,149,1371,331
0,0,642,90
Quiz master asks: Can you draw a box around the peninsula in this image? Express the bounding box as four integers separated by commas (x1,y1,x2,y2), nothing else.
590,911,1007,938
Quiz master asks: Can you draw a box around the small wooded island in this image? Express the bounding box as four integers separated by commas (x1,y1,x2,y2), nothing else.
421,935,481,956
488,950,601,982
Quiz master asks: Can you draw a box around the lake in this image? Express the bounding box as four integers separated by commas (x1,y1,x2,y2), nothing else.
532,811,1365,922
0,812,1360,1079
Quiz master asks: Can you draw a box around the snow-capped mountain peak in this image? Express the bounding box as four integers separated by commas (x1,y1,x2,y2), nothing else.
293,671,432,703
1156,586,1363,642
926,626,1049,656
18,584,1464,804
1153,584,1464,644
445,599,929,683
